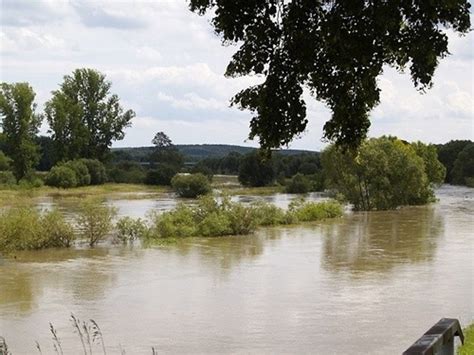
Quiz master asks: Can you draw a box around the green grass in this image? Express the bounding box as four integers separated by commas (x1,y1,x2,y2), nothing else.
458,323,474,355
0,183,171,206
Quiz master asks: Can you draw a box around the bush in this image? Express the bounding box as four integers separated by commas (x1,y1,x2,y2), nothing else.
64,160,91,186
250,201,287,226
80,159,107,185
76,200,117,247
45,165,78,188
145,164,178,185
0,151,12,171
115,217,148,243
108,161,146,184
41,209,75,247
0,208,75,252
286,173,311,194
0,171,16,185
171,173,211,198
288,198,343,222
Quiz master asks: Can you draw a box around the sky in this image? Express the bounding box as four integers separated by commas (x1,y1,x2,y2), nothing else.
0,0,473,151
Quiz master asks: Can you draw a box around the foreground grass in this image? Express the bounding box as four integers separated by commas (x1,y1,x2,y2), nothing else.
458,323,474,355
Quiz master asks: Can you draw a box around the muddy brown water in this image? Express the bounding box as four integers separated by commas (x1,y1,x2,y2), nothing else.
0,186,473,354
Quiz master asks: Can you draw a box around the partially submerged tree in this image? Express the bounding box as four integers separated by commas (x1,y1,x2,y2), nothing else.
45,68,135,162
189,1,471,149
0,82,41,181
322,137,444,210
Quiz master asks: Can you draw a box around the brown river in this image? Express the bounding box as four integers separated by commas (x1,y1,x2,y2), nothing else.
1,185,473,354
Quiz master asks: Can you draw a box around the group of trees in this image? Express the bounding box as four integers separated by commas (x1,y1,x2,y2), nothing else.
322,137,445,210
436,140,474,187
0,69,135,182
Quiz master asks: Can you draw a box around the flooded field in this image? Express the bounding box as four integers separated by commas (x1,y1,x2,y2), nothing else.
0,185,473,354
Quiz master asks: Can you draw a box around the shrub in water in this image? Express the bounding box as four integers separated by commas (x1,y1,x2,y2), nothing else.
0,208,75,252
76,200,117,247
250,201,287,226
288,198,343,222
148,204,197,238
0,207,44,252
115,217,148,243
45,165,78,188
41,209,75,247
171,173,211,198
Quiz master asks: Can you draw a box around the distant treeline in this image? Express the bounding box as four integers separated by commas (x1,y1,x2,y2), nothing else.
111,144,313,163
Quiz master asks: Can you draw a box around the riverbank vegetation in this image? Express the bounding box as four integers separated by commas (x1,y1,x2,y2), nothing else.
458,323,474,355
0,197,343,253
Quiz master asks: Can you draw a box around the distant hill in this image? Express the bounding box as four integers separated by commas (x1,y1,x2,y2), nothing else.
112,144,316,162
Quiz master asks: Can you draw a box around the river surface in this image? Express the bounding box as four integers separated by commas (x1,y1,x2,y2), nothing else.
0,186,473,354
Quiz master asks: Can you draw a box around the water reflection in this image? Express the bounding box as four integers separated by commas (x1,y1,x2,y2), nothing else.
321,206,443,274
0,248,119,313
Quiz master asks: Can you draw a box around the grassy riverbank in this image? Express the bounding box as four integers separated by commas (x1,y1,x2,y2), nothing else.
458,323,474,354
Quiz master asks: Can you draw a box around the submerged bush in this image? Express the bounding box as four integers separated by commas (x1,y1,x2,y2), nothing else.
288,198,343,222
45,165,78,188
115,217,148,243
146,195,342,239
171,173,211,198
0,208,75,252
76,200,117,247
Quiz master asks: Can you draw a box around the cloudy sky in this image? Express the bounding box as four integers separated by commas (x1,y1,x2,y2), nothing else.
1,0,472,151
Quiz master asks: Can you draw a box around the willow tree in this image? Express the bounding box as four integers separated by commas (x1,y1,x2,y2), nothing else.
45,68,135,162
189,1,471,149
0,83,41,181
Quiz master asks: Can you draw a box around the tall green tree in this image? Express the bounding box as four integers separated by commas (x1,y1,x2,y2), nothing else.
45,68,135,162
238,151,275,187
322,137,438,210
436,140,471,183
411,141,446,185
189,1,471,149
0,83,41,181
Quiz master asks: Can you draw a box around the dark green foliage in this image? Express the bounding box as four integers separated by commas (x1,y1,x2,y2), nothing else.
190,1,471,149
238,152,275,187
45,165,78,188
451,143,474,186
286,173,311,194
79,159,107,185
145,164,177,186
0,151,11,171
436,140,472,183
171,173,211,198
411,141,446,185
45,68,135,161
35,135,56,171
108,161,146,184
0,82,41,181
0,171,16,185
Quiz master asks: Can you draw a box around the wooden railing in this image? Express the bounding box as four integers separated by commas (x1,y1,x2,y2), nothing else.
403,318,464,355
